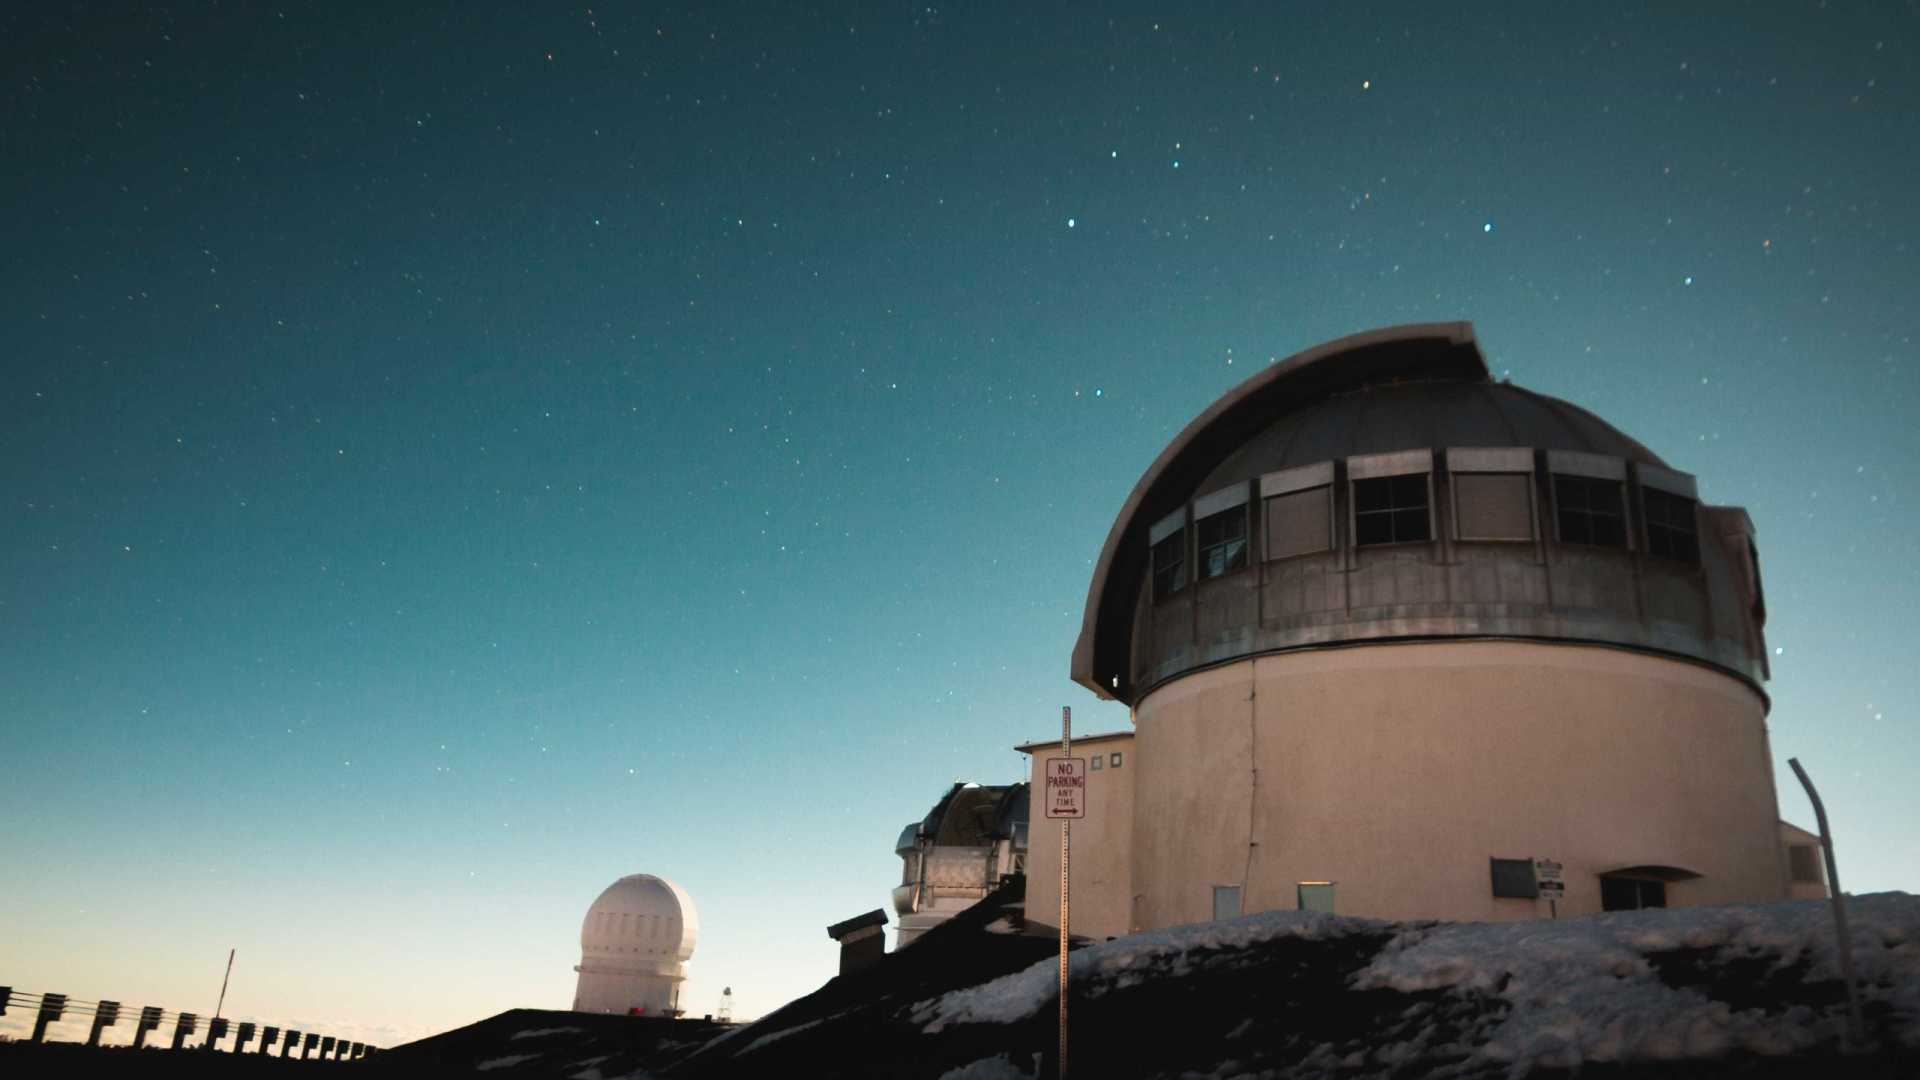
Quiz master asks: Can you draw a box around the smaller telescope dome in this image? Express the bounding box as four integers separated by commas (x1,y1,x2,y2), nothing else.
572,874,698,1015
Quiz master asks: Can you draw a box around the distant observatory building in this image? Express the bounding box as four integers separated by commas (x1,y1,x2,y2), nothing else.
1026,322,1816,936
892,782,1029,947
572,874,697,1016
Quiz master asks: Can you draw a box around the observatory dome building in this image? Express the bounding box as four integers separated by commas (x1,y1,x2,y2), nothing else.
572,874,698,1016
892,782,1029,947
1031,322,1800,935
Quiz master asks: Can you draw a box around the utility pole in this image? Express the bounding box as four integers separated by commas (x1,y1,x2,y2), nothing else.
215,945,237,1022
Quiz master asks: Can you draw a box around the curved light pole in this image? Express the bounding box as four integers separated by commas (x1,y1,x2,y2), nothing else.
1787,758,1865,1050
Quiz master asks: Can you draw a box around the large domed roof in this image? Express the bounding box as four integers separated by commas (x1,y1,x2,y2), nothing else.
1070,322,1768,704
579,874,697,963
1190,377,1666,497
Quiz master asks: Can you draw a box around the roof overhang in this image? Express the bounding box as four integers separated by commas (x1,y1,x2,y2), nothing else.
1070,321,1485,703
1014,729,1136,754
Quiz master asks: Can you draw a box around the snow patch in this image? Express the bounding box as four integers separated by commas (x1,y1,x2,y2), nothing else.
476,1052,543,1070
510,1025,586,1041
1354,893,1920,1068
937,1052,1035,1079
914,909,1363,1031
737,1008,856,1055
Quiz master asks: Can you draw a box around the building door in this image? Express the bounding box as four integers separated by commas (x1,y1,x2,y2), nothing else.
1297,882,1336,913
1600,875,1667,911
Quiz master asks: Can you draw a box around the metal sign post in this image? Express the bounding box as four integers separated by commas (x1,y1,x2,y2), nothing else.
1041,707,1089,1079
1059,706,1070,1080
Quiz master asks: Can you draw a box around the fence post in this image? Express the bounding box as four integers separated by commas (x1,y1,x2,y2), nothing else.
133,1006,163,1048
31,993,67,1043
88,1000,121,1046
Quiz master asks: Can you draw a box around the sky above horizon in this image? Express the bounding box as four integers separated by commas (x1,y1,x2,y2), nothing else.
4,0,1917,1049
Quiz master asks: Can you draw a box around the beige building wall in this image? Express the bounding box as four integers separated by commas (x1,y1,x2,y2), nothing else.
1779,820,1832,900
1022,732,1135,940
1130,640,1784,929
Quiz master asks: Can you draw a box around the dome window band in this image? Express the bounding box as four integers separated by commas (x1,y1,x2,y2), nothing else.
1353,474,1431,546
1643,488,1700,562
1195,505,1248,580
1553,474,1628,548
1449,448,1538,542
1260,462,1336,560
1149,508,1188,601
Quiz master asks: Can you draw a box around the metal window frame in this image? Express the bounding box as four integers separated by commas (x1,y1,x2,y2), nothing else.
1190,480,1251,576
1296,880,1337,913
1149,506,1189,602
1548,455,1632,551
1259,462,1336,561
1640,485,1701,563
1348,450,1434,548
1787,843,1822,885
1489,856,1540,899
1448,448,1538,543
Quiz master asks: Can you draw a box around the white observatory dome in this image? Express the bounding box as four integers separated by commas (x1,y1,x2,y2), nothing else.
572,874,698,1016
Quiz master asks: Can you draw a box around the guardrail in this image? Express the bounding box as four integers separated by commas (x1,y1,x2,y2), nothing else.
0,986,377,1059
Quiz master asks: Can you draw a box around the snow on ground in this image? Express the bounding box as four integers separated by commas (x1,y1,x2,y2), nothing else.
736,1009,860,1056
1354,892,1920,1069
937,1051,1039,1079
915,909,1369,1030
911,892,1920,1074
509,1025,587,1041
476,1051,544,1070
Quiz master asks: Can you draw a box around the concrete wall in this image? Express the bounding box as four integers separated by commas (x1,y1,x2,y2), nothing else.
1130,640,1783,929
1023,733,1135,940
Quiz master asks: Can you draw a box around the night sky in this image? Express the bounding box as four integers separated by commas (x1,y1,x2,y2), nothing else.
4,1,1916,1047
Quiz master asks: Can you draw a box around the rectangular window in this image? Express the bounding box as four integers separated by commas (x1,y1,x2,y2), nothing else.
1354,474,1430,546
1212,885,1242,921
1642,488,1700,562
1109,752,1122,767
1489,857,1540,899
1788,844,1822,885
1090,754,1103,771
1297,882,1336,913
1554,474,1628,548
1196,505,1249,580
1151,529,1187,600
1600,877,1667,911
1455,473,1534,541
1265,486,1333,559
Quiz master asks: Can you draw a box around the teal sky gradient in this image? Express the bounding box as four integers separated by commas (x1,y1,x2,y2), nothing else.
4,0,1916,1045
